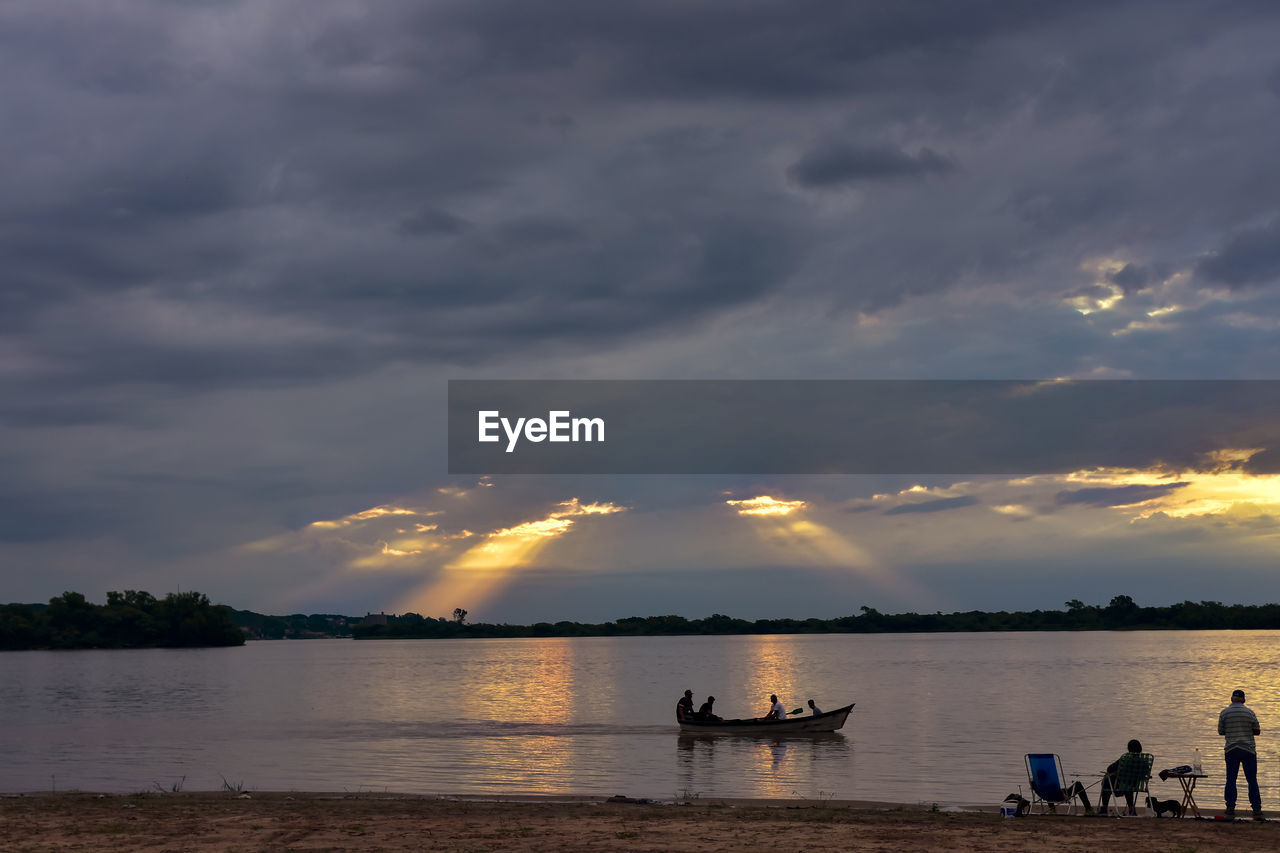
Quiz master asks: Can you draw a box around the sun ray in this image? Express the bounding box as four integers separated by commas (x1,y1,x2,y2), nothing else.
395,499,627,615
725,495,921,601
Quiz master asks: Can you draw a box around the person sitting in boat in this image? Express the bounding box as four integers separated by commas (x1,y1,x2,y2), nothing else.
676,689,695,722
807,699,823,715
765,694,787,721
697,696,721,721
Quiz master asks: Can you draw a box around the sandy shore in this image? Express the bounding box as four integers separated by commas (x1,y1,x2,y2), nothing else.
2,791,1276,852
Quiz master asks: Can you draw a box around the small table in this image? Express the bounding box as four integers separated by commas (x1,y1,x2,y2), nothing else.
1162,770,1208,818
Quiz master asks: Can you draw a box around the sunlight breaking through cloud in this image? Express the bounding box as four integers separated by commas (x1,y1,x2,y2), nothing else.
725,494,922,603
447,499,626,571
726,495,808,516
395,499,628,617
307,504,429,529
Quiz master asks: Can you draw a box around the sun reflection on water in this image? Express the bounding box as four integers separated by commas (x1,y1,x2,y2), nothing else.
8,633,1280,804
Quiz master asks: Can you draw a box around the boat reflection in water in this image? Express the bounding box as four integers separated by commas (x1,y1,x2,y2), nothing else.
676,730,853,800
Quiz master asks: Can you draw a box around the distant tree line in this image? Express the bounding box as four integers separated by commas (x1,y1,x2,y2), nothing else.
225,608,354,640
0,590,245,650
15,593,1278,648
351,596,1280,640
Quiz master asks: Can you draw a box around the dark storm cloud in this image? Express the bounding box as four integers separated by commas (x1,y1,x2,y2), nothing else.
4,0,1280,394
883,495,979,515
398,207,472,237
0,2,817,395
1243,449,1280,474
0,397,159,429
1109,263,1157,294
787,144,957,189
0,489,123,543
430,0,1080,100
1055,483,1189,508
494,217,583,245
4,1,1280,613
1196,220,1280,289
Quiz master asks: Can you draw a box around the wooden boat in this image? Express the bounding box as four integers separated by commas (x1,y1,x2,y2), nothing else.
677,702,854,735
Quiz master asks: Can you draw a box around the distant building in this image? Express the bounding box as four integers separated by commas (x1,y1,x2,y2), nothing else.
363,612,389,626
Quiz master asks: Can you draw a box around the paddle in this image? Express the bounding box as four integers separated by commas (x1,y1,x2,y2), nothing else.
790,708,804,716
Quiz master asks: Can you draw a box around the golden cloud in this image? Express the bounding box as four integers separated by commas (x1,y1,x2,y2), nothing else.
725,495,808,516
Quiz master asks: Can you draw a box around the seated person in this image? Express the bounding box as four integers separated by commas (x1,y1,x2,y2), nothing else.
697,696,720,721
764,694,787,720
676,689,694,722
807,699,823,715
1029,768,1095,814
1098,739,1150,816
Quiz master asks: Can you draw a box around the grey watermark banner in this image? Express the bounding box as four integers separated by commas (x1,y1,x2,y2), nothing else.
448,380,1280,475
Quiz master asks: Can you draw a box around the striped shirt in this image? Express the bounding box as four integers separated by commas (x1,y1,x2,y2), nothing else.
1219,702,1261,754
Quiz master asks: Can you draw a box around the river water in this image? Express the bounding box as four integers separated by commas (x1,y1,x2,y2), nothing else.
0,631,1274,807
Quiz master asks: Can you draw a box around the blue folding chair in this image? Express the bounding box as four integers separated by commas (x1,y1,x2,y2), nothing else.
1025,753,1088,815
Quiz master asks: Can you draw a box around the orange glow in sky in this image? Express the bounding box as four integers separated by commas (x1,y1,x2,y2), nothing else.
395,499,627,616
726,495,808,516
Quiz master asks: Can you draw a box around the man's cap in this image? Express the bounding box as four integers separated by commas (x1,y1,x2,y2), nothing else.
684,689,693,696
1233,689,1246,701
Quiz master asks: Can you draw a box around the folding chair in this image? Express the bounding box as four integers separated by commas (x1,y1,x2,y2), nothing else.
1025,753,1089,814
1103,752,1154,816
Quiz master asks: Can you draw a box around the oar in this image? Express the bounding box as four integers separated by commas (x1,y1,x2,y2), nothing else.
790,708,804,716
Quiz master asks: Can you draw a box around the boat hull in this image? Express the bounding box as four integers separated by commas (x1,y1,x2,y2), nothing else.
677,702,853,735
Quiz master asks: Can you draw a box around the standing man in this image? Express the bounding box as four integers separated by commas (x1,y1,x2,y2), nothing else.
1219,688,1263,819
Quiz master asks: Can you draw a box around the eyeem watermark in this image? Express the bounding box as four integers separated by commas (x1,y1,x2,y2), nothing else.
450,379,1280,474
478,410,605,453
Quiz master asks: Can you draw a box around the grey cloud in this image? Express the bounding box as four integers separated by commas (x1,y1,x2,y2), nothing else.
0,489,124,543
0,397,161,429
883,495,980,515
5,0,1280,614
430,0,1082,102
1008,169,1129,234
1062,283,1116,303
4,0,1280,393
1055,483,1189,508
788,144,956,189
1196,220,1280,289
1244,449,1280,474
398,207,471,236
0,3,815,392
1109,263,1156,294
495,217,582,245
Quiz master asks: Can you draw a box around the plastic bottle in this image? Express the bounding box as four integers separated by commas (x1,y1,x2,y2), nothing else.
1193,747,1203,774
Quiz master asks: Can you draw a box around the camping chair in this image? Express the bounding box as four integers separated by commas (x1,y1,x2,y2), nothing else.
1025,754,1089,815
1104,752,1154,816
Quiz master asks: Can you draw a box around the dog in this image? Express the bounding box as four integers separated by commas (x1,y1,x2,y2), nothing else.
1147,796,1183,818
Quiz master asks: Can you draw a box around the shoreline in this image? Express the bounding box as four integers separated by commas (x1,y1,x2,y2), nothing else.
2,790,1270,852
2,789,971,811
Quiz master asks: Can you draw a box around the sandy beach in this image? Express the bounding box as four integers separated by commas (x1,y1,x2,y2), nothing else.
3,792,1277,852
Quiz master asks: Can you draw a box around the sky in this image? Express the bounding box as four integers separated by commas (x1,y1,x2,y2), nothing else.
4,0,1280,622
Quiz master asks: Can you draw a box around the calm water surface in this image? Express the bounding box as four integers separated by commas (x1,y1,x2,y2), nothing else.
0,632,1276,806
